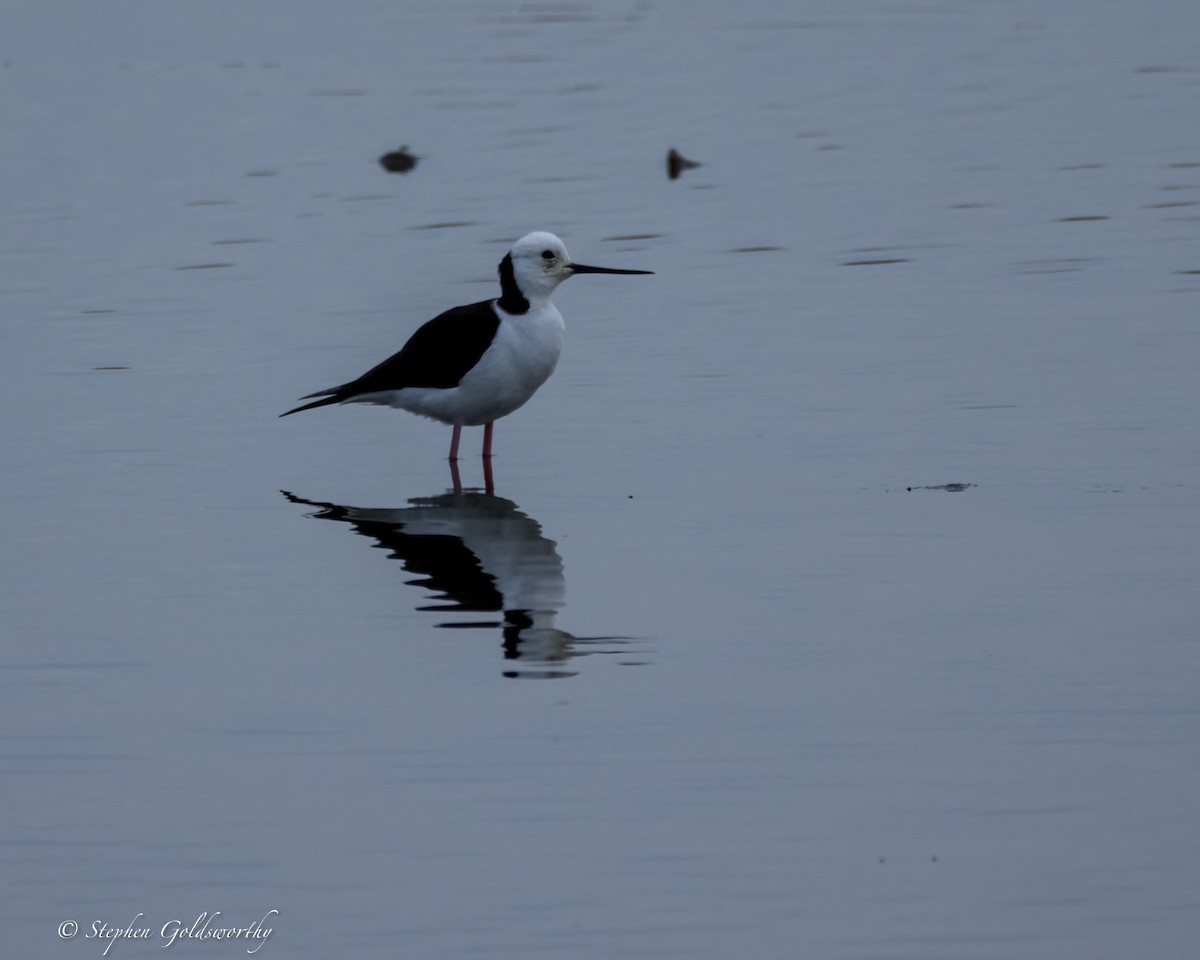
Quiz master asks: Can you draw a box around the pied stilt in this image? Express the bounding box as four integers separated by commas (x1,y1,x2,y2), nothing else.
281,232,652,463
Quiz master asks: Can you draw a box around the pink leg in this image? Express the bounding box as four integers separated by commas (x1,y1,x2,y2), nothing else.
447,423,462,462
482,421,494,460
448,458,463,496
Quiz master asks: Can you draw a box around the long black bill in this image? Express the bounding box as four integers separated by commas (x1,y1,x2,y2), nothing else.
569,262,654,276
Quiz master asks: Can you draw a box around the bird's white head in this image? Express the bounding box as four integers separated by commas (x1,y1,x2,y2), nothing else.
507,232,575,299
501,232,654,305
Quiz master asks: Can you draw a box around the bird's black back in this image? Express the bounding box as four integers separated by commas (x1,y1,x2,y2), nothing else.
279,299,504,417
338,299,501,396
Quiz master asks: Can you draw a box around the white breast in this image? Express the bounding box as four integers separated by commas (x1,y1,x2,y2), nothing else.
384,301,564,427
455,304,564,425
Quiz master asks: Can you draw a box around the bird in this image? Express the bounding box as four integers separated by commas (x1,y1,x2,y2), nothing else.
280,232,653,462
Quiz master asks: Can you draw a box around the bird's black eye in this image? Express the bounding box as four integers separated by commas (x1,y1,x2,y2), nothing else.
541,250,555,260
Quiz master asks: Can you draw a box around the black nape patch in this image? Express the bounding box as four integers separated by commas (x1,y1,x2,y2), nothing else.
496,253,530,315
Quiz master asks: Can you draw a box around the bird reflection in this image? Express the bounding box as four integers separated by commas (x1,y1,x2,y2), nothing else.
282,489,630,679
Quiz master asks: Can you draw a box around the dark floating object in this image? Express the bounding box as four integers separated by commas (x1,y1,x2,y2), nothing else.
666,148,700,180
842,258,911,266
906,483,976,493
379,146,419,174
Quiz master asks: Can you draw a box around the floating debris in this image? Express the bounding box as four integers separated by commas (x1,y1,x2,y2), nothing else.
666,148,700,180
906,483,976,493
379,146,419,174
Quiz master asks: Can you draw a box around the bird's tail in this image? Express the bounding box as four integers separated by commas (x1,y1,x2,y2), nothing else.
279,390,342,417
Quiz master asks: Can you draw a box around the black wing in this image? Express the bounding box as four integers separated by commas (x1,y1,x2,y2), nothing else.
281,300,500,416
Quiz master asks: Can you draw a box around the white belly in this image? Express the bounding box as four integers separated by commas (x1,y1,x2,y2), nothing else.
359,307,564,426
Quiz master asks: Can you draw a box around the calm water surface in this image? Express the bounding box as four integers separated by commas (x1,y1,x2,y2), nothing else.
3,1,1199,957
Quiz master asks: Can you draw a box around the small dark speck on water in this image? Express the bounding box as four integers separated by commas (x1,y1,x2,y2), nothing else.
667,148,701,180
843,258,910,266
379,146,419,174
1054,215,1110,222
906,483,976,492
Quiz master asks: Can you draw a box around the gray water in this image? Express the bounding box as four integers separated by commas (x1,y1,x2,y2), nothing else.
4,1,1199,957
